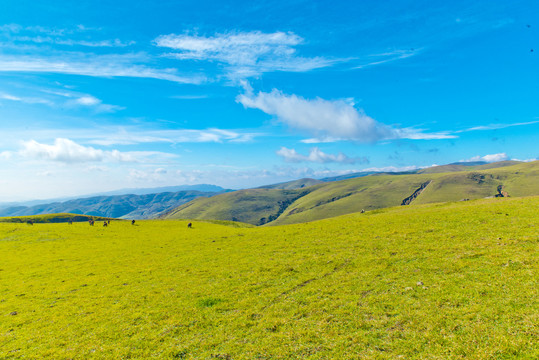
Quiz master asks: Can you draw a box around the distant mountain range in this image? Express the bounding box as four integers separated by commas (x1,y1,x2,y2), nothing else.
1,161,537,222
89,184,227,197
0,185,228,219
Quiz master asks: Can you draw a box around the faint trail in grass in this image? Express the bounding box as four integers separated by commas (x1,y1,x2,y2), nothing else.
261,259,351,310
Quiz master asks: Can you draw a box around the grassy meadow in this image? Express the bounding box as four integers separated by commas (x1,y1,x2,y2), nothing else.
0,197,537,359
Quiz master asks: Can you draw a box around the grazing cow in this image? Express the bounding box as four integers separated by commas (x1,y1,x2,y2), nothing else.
187,222,192,228
131,220,136,225
26,220,33,225
103,221,108,227
89,219,94,226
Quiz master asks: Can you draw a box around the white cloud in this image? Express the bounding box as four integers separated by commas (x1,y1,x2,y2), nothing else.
85,165,109,172
237,87,454,142
0,151,13,160
276,147,368,164
128,168,169,182
155,31,302,65
462,153,509,163
71,95,124,112
155,31,337,77
75,95,100,106
19,138,137,163
237,87,393,142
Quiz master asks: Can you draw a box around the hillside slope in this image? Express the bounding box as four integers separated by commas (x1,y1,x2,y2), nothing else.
163,188,318,225
165,161,539,225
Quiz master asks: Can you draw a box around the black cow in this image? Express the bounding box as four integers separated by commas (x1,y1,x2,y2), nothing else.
187,222,192,228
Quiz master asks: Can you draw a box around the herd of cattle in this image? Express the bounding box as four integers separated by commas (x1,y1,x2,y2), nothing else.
25,219,193,228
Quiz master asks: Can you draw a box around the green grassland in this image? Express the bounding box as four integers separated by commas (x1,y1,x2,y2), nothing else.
1,196,537,359
165,161,539,226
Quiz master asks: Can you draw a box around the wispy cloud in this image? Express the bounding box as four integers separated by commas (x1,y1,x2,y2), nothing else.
456,120,539,133
0,23,134,47
353,49,420,69
0,93,21,101
237,85,455,142
0,92,53,105
361,165,425,173
155,30,338,78
86,127,258,146
7,35,135,47
0,54,205,84
276,147,368,164
170,94,209,100
1,89,123,112
0,126,260,150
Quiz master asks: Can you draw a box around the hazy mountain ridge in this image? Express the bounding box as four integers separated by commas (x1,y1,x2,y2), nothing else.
0,184,227,209
0,190,223,219
256,178,324,190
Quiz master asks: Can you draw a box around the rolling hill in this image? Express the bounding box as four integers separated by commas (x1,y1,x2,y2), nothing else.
164,160,539,225
163,188,318,225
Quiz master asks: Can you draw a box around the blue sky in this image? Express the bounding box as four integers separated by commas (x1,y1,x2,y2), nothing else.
0,0,537,201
